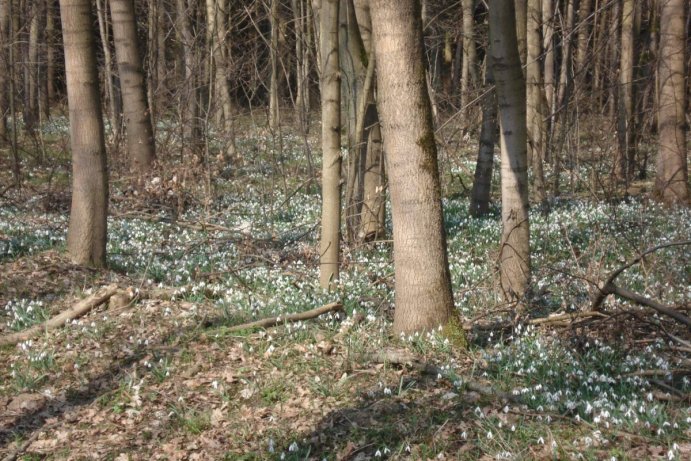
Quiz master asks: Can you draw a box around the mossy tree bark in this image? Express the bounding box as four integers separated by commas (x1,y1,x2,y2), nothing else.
370,0,455,334
60,0,109,267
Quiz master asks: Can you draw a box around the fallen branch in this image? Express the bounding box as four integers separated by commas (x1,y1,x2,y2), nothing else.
366,348,520,403
591,240,691,328
222,302,343,333
0,285,120,348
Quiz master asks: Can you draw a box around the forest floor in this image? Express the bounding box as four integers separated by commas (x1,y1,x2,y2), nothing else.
0,119,689,460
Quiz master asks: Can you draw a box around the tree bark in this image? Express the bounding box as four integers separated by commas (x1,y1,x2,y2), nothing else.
526,0,547,203
268,0,280,130
96,0,121,142
616,0,636,183
110,0,156,173
370,0,455,334
60,0,109,267
514,0,527,70
542,0,555,119
655,0,688,205
319,0,341,289
489,0,531,302
176,0,201,158
459,0,477,120
0,0,9,139
469,59,497,217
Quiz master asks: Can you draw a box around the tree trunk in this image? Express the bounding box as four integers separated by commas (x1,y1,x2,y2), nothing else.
616,0,636,183
60,0,109,267
514,0,527,70
370,0,455,334
556,0,575,113
459,0,477,120
575,0,592,90
291,0,310,132
489,0,531,302
25,0,40,131
0,0,9,139
268,0,280,130
110,0,156,173
46,0,55,102
526,0,547,203
96,0,120,141
655,0,688,205
176,0,201,158
469,59,497,217
319,0,341,289
542,0,555,120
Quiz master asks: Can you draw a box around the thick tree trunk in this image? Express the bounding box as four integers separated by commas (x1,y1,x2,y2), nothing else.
469,60,497,218
370,0,455,334
489,0,531,302
60,0,109,267
616,0,636,183
110,0,156,173
526,0,547,203
655,0,688,205
318,0,341,288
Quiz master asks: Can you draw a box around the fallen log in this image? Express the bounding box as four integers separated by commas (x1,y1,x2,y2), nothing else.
0,285,120,347
222,302,343,333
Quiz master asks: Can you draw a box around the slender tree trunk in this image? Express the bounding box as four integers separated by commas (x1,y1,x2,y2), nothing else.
292,0,310,132
616,0,636,183
607,0,620,118
655,0,688,205
25,0,40,131
176,0,200,157
489,0,531,302
60,0,109,267
96,0,120,141
46,0,55,102
0,0,9,139
556,0,576,113
469,59,497,217
319,0,341,289
542,0,555,120
526,0,547,203
459,0,477,120
370,0,455,334
110,0,156,173
268,0,280,129
575,0,592,90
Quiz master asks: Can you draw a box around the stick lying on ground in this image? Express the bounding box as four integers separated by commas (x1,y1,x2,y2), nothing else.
222,302,343,333
591,240,691,329
0,284,120,347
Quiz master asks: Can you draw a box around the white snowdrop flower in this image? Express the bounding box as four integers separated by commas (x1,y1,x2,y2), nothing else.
374,450,382,457
383,447,390,454
537,437,545,445
383,387,392,396
461,431,467,440
288,442,299,452
503,405,509,413
511,425,516,432
487,431,493,440
667,450,675,460
211,380,219,389
647,392,653,402
268,438,275,453
405,445,411,453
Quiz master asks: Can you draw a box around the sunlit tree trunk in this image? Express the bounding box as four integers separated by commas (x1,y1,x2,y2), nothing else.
469,58,497,217
60,0,108,267
490,0,531,302
291,0,310,132
319,0,341,288
542,0,555,119
370,0,455,334
526,0,546,203
25,0,41,131
110,0,156,173
616,0,636,183
575,0,592,91
655,0,688,205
